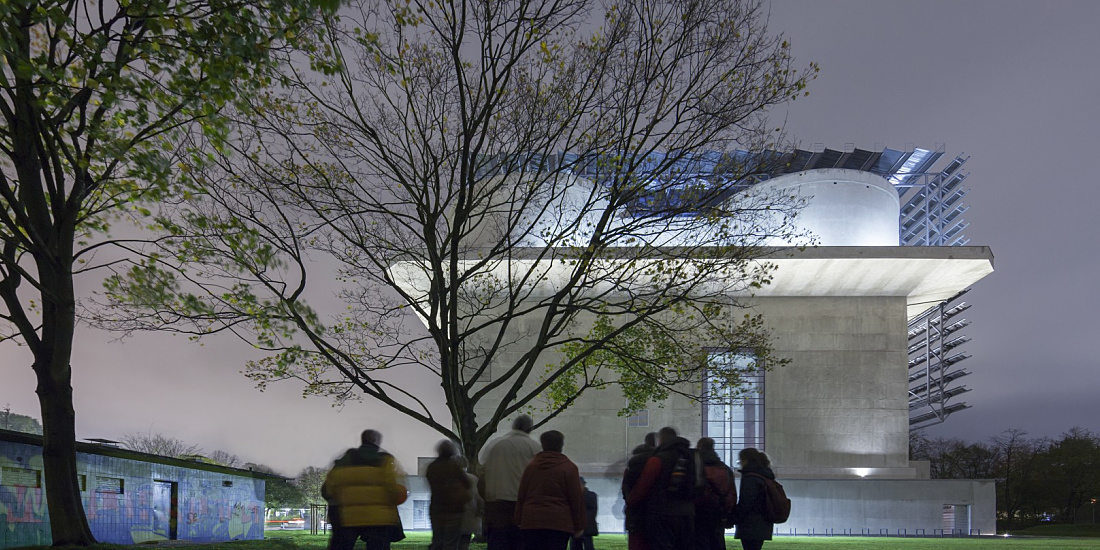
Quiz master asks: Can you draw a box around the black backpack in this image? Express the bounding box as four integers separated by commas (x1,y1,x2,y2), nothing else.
664,447,697,500
702,466,737,528
745,472,791,524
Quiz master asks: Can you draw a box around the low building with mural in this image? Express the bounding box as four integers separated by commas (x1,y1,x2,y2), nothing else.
0,428,277,548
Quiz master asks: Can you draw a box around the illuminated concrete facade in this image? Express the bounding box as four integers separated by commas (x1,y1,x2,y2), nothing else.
396,151,997,535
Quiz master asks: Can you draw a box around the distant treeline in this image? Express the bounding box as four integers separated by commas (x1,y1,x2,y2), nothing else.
910,427,1100,529
0,406,42,435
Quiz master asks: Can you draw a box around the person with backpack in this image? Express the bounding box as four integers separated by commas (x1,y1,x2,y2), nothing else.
694,438,736,550
735,448,777,550
625,427,697,550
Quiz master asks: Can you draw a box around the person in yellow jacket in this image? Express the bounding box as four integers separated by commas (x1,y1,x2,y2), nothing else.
323,429,408,550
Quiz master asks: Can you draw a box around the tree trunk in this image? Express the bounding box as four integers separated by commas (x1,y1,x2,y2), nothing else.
36,366,95,546
32,253,96,545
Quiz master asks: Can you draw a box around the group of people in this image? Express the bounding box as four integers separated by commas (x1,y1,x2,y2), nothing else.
622,427,776,550
320,418,776,550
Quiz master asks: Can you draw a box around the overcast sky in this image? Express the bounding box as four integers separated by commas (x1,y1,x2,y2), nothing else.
3,0,1098,476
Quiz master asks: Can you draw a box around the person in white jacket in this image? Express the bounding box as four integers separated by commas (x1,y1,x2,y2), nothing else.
478,415,541,550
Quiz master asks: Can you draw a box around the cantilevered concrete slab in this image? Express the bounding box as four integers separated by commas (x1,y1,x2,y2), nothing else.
389,245,994,321
751,245,994,318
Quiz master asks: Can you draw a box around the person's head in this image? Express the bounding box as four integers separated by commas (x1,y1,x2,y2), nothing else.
644,432,657,448
657,426,678,446
697,437,715,453
738,447,770,469
512,415,534,434
361,429,382,446
436,439,459,459
540,430,565,453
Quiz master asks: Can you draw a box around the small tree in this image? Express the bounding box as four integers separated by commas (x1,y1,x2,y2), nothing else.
248,463,306,508
102,0,815,464
911,435,999,480
296,465,328,505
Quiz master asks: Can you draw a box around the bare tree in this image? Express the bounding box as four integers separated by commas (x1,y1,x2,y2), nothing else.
991,429,1046,532
120,432,203,459
209,449,243,468
101,0,816,463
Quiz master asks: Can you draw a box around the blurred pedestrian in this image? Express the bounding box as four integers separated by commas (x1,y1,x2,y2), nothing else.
426,440,472,550
479,415,541,550
569,476,598,550
694,438,735,550
514,430,587,550
622,432,656,550
322,430,407,550
456,456,483,550
735,448,775,550
625,427,697,550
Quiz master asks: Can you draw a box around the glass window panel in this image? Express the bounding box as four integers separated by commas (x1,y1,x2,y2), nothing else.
702,351,764,467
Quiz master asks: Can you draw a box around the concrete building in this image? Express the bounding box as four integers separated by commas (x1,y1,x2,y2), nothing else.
394,146,995,536
0,428,277,548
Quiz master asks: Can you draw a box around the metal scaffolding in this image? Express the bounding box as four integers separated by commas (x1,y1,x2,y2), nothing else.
907,290,973,429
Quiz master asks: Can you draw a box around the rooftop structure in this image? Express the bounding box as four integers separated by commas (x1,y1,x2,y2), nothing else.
477,145,979,428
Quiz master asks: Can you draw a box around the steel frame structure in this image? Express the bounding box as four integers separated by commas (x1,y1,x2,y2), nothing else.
907,291,973,429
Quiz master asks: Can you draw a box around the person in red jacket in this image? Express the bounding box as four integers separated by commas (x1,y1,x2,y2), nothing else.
514,430,587,550
625,427,697,550
694,437,736,550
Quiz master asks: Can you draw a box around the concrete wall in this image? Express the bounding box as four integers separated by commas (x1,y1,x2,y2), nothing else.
776,478,996,536
461,284,989,533
758,295,912,475
473,295,911,477
400,475,995,536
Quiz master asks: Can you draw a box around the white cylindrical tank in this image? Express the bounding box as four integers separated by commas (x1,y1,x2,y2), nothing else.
749,168,900,246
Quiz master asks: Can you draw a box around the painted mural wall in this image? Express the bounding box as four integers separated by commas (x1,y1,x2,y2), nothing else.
0,437,266,548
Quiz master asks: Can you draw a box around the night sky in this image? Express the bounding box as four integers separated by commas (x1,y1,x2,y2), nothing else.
3,0,1098,476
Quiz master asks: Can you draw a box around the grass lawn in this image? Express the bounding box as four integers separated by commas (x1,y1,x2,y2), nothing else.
24,529,1100,550
253,529,1100,550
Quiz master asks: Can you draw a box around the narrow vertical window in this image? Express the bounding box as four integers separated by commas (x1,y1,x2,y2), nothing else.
702,351,764,467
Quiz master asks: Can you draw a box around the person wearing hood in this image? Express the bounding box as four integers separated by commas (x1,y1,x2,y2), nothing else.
625,427,697,550
694,438,736,550
735,447,775,550
514,430,587,550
